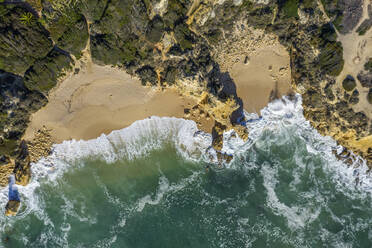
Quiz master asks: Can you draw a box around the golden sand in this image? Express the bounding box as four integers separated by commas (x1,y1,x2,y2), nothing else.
24,64,214,143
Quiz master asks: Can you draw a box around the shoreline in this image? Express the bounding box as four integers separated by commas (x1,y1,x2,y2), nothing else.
23,64,215,144
7,31,295,189
24,59,291,146
10,94,372,192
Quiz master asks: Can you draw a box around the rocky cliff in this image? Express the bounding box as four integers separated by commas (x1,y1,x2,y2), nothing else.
0,0,371,188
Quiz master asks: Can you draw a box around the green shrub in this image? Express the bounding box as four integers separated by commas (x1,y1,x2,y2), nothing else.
367,89,372,104
342,75,356,91
282,0,299,18
20,12,34,25
364,58,372,73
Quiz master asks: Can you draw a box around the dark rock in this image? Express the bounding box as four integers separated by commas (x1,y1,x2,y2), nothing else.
24,47,74,93
364,58,372,73
212,121,226,151
167,44,183,56
0,4,53,75
0,70,46,158
324,81,335,100
357,71,372,88
13,140,31,185
368,89,372,104
279,0,300,19
5,200,20,216
174,23,193,50
136,66,157,86
55,15,89,59
146,15,164,43
321,0,363,34
356,5,372,35
318,41,344,77
356,18,372,35
89,0,145,66
163,0,187,29
0,155,9,165
79,0,110,23
163,66,177,85
349,89,359,104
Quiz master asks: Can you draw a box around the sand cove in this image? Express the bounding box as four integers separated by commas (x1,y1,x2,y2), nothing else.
24,40,291,144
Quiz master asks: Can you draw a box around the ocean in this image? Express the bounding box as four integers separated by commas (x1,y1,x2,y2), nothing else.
0,95,371,247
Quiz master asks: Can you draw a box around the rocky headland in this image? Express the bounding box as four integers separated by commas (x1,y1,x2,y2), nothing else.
0,0,372,214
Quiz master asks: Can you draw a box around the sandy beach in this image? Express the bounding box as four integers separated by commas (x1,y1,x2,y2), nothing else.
229,39,292,114
24,35,292,144
213,26,293,115
24,64,214,143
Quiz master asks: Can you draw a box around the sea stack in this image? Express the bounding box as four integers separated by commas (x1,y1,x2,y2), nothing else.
5,175,20,216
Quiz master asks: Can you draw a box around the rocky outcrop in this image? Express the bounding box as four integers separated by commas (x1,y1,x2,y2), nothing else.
0,70,46,184
5,175,20,216
321,0,364,34
356,4,372,35
24,47,74,93
358,58,372,88
0,3,53,75
184,0,371,166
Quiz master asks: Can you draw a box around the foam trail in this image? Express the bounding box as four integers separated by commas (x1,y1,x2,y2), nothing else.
31,116,211,178
1,94,371,224
0,117,212,219
225,94,372,194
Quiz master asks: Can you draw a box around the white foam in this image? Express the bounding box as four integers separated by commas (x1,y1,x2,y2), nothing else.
229,94,372,194
0,116,212,224
134,171,201,212
261,162,322,230
49,116,211,164
31,116,210,178
1,93,371,233
0,118,213,245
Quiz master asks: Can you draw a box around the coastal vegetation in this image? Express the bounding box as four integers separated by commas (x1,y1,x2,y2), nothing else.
280,0,299,18
365,58,372,73
19,12,34,25
342,75,357,91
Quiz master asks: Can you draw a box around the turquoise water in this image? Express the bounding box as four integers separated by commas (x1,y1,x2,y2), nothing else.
0,96,371,247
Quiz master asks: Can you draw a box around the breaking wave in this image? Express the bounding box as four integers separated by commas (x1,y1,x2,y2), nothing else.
0,94,371,247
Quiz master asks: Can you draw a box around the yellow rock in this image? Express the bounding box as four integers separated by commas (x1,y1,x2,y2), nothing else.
5,201,20,217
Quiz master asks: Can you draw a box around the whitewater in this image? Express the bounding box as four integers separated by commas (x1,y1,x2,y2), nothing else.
0,94,371,247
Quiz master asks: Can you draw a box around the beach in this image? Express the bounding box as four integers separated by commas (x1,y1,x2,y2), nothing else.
23,64,215,144
24,54,292,145
24,43,292,145
230,44,292,114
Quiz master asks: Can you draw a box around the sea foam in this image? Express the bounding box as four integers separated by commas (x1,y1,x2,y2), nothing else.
1,94,371,223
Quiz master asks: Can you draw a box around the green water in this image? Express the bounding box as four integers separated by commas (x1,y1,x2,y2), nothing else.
1,130,371,248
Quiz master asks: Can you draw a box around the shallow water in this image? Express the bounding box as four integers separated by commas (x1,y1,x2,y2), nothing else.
0,95,371,247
